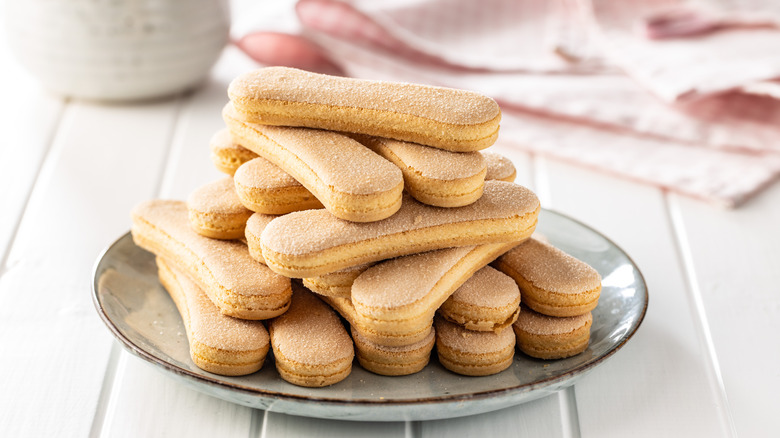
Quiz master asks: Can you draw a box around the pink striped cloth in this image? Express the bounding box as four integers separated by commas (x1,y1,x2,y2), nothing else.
235,0,780,207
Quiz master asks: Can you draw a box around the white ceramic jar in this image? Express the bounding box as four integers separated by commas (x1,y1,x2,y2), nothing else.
4,0,230,101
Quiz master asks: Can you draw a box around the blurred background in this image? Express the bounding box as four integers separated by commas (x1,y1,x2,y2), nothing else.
3,0,780,208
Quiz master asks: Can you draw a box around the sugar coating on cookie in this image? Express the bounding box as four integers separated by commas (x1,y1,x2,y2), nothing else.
494,238,601,317
357,135,487,207
244,212,277,264
224,104,405,222
187,177,252,239
210,128,258,175
157,258,269,376
322,295,434,347
513,307,593,359
259,181,540,277
269,284,354,387
233,156,323,214
439,266,521,332
352,246,474,309
302,262,373,299
352,326,435,376
228,67,501,151
434,317,516,376
482,151,517,182
131,200,291,319
349,242,518,348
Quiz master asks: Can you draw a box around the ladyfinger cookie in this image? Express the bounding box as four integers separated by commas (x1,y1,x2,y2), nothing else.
228,67,501,152
493,238,601,317
234,156,323,215
210,128,258,175
321,294,434,347
259,180,539,278
269,283,354,387
356,135,487,208
434,316,516,376
482,151,516,182
187,177,252,240
513,307,592,359
131,200,291,319
224,104,404,223
350,242,519,345
244,212,277,264
157,258,269,376
438,266,521,332
352,326,435,376
302,263,372,299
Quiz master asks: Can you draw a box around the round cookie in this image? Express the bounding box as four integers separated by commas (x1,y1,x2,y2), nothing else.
187,177,252,240
438,266,521,332
210,128,258,175
493,237,601,317
233,156,323,214
434,316,515,376
513,307,593,359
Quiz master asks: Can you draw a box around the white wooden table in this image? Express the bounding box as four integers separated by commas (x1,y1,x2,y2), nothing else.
2,35,779,438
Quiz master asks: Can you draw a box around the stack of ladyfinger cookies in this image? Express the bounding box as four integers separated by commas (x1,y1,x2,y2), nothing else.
130,67,602,387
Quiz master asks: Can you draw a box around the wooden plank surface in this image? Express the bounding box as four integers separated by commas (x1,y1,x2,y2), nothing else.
0,99,180,437
670,184,780,438
0,37,65,268
537,157,730,438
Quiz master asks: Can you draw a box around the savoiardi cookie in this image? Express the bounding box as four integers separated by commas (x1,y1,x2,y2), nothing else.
438,265,520,332
513,306,593,359
156,258,269,376
434,316,515,376
258,181,540,278
493,237,601,317
355,135,487,207
187,177,252,240
268,283,354,387
228,66,501,152
233,156,323,215
131,200,291,319
224,103,404,222
210,128,258,175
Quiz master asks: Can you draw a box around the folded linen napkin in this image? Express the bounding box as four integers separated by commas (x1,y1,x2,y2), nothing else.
233,0,780,207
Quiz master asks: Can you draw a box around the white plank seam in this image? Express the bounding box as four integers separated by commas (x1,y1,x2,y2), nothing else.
88,343,122,438
664,193,737,438
533,155,583,437
248,408,264,438
0,100,67,278
90,96,185,437
405,421,421,438
260,409,272,438
558,387,582,438
97,350,130,436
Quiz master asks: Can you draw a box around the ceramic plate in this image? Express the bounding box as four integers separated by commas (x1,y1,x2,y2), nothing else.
92,209,647,422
